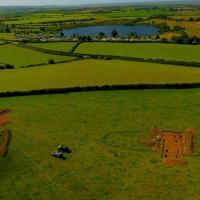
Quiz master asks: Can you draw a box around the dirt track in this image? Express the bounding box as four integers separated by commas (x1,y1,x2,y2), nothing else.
0,130,11,156
0,109,10,126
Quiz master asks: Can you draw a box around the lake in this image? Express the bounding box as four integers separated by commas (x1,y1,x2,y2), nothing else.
61,25,159,37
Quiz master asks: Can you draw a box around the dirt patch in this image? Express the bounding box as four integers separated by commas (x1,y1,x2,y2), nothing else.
0,109,11,156
0,115,10,126
0,109,10,115
0,130,12,157
0,109,11,126
145,127,196,166
161,132,187,165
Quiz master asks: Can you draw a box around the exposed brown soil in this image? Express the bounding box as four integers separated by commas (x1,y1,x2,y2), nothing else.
0,109,11,156
161,132,187,166
0,115,10,126
146,127,196,166
0,109,10,115
0,130,12,157
0,109,11,126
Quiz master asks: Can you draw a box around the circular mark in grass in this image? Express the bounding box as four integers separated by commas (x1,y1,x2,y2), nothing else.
101,130,149,152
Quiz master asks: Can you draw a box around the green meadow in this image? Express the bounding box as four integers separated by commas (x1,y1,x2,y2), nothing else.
99,8,173,18
76,42,200,63
0,89,200,200
0,44,75,67
1,4,200,200
0,41,6,45
27,42,78,52
4,14,92,25
0,59,200,92
0,33,16,40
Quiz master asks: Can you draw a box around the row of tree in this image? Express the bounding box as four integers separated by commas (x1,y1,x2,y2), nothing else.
166,34,200,44
60,29,119,39
0,64,15,70
0,83,200,98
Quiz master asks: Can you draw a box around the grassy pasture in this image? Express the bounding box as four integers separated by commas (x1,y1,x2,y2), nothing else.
0,89,200,200
0,44,75,67
0,33,16,40
146,19,200,37
0,41,6,45
27,42,78,52
4,14,93,25
160,32,181,39
76,42,200,63
0,6,200,200
97,8,173,18
0,59,200,92
1,8,171,25
5,13,93,25
171,10,200,19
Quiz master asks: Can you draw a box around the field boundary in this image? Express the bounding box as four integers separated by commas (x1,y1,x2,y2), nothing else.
70,41,83,53
15,43,70,55
0,42,8,46
16,43,200,68
20,58,81,68
0,83,200,98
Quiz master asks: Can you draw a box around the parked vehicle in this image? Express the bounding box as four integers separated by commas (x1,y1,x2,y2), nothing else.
51,152,65,160
58,145,71,153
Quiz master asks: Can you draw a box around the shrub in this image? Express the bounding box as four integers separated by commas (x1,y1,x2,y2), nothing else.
48,59,55,64
5,64,14,69
0,65,5,69
161,37,168,43
111,30,118,37
99,32,105,39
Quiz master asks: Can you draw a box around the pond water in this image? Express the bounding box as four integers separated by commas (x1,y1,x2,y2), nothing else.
61,25,159,37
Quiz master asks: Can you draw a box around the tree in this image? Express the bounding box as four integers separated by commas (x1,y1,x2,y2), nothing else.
189,17,194,22
173,25,185,32
129,32,138,37
161,37,168,43
5,64,14,69
111,29,118,37
60,31,65,37
40,27,46,32
87,36,92,42
188,36,200,44
4,27,11,33
171,33,191,44
0,65,5,70
159,23,171,33
99,32,105,38
155,35,160,40
78,36,86,41
48,59,55,64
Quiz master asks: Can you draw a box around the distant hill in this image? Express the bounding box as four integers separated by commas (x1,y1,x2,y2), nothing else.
0,0,200,8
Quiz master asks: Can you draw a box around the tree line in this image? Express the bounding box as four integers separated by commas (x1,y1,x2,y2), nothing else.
0,83,200,98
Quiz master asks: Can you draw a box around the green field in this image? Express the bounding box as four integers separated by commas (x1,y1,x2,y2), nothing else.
27,42,78,52
0,59,200,92
1,4,200,200
4,14,92,25
0,44,75,67
98,7,173,18
0,4,199,40
0,33,16,40
76,42,200,63
0,41,6,45
0,89,200,200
